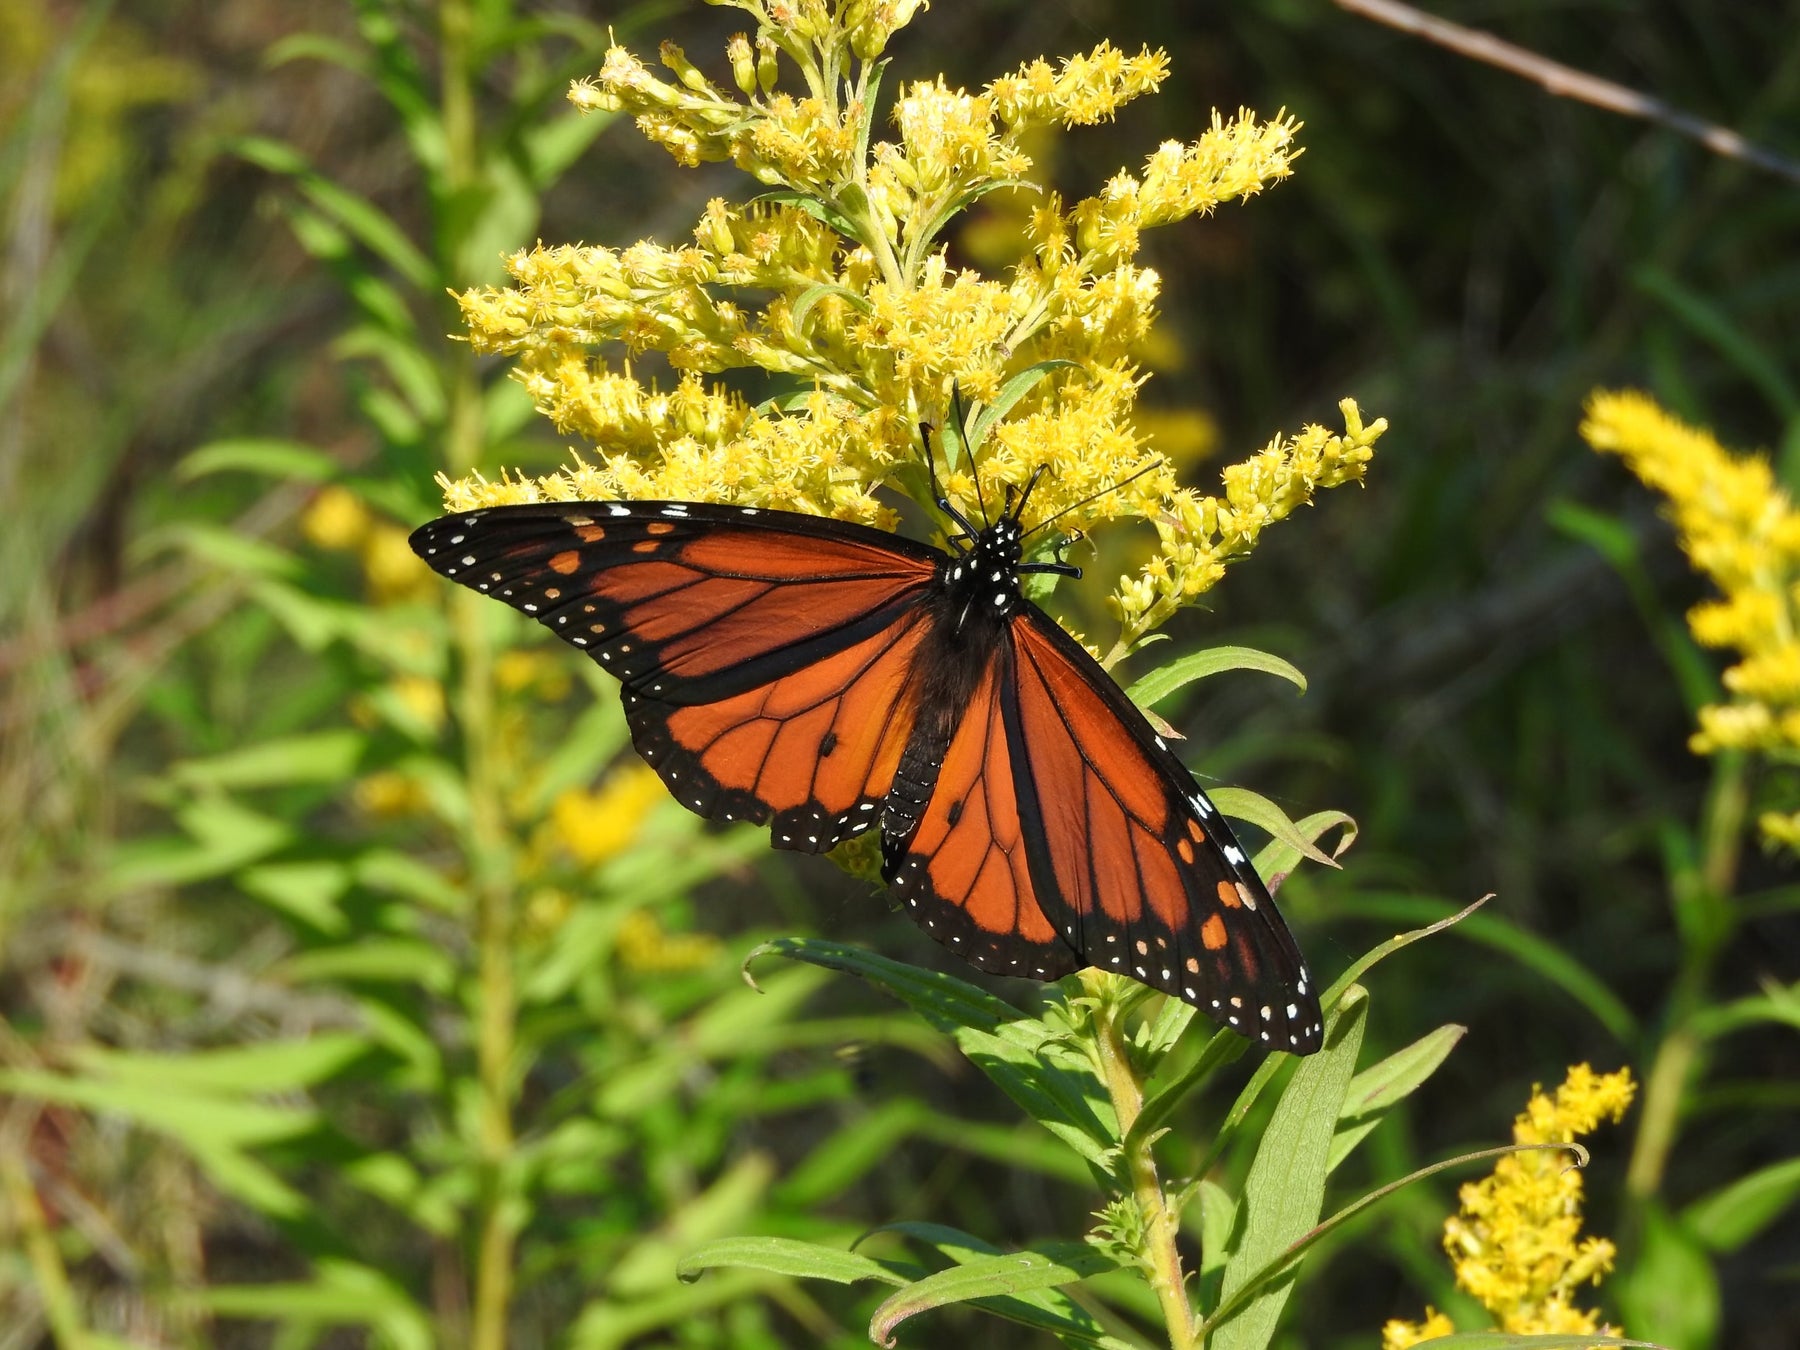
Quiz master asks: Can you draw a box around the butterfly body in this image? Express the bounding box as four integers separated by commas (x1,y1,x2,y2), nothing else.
412,492,1324,1053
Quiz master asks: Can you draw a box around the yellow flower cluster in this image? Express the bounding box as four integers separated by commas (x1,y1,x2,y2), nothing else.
447,0,1383,652
615,907,724,974
1382,1064,1635,1347
548,764,668,868
1582,391,1800,844
301,484,435,605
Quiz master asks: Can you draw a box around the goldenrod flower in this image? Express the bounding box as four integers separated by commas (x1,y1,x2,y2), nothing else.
301,484,372,552
360,523,436,605
549,764,667,867
615,907,723,974
1380,1308,1455,1349
494,649,572,702
1583,391,1800,845
1384,1064,1635,1345
445,0,1384,656
354,769,433,819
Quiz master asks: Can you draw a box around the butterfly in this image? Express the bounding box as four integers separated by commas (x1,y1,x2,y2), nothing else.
409,463,1324,1054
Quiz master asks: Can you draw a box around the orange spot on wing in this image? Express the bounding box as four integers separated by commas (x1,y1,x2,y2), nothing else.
1201,914,1228,950
1187,819,1206,844
549,549,582,574
1216,880,1241,908
645,521,676,535
631,540,660,554
574,524,606,543
1177,837,1195,864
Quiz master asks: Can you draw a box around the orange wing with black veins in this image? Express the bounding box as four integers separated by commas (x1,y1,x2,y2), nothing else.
411,501,940,851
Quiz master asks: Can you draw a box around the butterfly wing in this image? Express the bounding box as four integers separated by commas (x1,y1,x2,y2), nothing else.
410,502,939,851
882,646,1084,983
1006,609,1324,1053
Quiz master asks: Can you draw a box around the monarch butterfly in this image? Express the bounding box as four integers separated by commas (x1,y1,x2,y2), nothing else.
410,463,1324,1054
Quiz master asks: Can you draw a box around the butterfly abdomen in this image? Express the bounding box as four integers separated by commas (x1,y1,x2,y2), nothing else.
879,552,1018,874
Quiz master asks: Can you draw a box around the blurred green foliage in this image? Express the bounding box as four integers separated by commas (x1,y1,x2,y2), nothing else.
2,1,1797,1347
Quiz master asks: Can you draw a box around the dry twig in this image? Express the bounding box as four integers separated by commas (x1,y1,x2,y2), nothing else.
1335,0,1800,186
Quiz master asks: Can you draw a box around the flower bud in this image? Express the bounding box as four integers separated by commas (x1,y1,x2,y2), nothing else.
727,33,756,96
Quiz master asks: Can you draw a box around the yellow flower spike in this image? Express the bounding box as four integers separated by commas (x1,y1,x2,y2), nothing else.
1582,390,1800,846
615,907,724,974
389,674,447,735
354,770,433,819
301,485,373,552
550,764,668,868
361,523,437,604
1381,1308,1456,1349
442,14,1381,659
989,42,1169,130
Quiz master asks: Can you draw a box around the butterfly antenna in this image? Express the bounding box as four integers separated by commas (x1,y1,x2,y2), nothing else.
949,383,992,528
1022,458,1164,540
1012,464,1052,522
921,407,979,548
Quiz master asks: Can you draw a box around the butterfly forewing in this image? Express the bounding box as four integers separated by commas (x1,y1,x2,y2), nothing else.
411,502,937,848
1007,612,1323,1053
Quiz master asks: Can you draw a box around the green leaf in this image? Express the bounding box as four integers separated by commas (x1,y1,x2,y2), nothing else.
879,1222,1140,1348
852,61,887,179
751,939,1117,1168
1636,265,1800,418
967,360,1079,451
334,325,446,421
1208,787,1343,868
1212,988,1366,1350
235,135,437,289
750,189,861,241
277,938,457,993
71,1036,366,1094
1253,808,1358,882
0,1068,314,1149
195,1259,432,1350
677,1236,905,1287
107,795,293,890
1684,1154,1800,1253
788,281,874,331
159,523,301,580
170,730,365,790
1613,1201,1719,1350
868,1243,1120,1347
1126,645,1307,709
608,1154,776,1297
1329,1023,1465,1172
1689,981,1800,1038
176,437,341,483
747,936,1018,1035
1331,893,1636,1042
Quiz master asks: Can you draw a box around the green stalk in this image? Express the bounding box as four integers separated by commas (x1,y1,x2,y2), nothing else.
438,3,517,1346
3,1152,91,1350
1626,755,1747,1204
1091,999,1197,1350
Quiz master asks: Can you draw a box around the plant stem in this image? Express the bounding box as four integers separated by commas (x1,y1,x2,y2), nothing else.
1626,755,1746,1204
3,1151,91,1350
1092,999,1197,1350
438,5,516,1345
451,365,518,1350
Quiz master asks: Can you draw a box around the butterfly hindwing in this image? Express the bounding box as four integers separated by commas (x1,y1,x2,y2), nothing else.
882,647,1083,982
411,502,937,850
1006,611,1324,1053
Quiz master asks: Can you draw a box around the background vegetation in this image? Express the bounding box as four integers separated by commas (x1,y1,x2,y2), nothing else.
2,0,1795,1347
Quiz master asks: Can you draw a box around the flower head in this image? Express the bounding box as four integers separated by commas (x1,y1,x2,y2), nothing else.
1583,391,1800,845
445,1,1383,657
1383,1064,1635,1346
